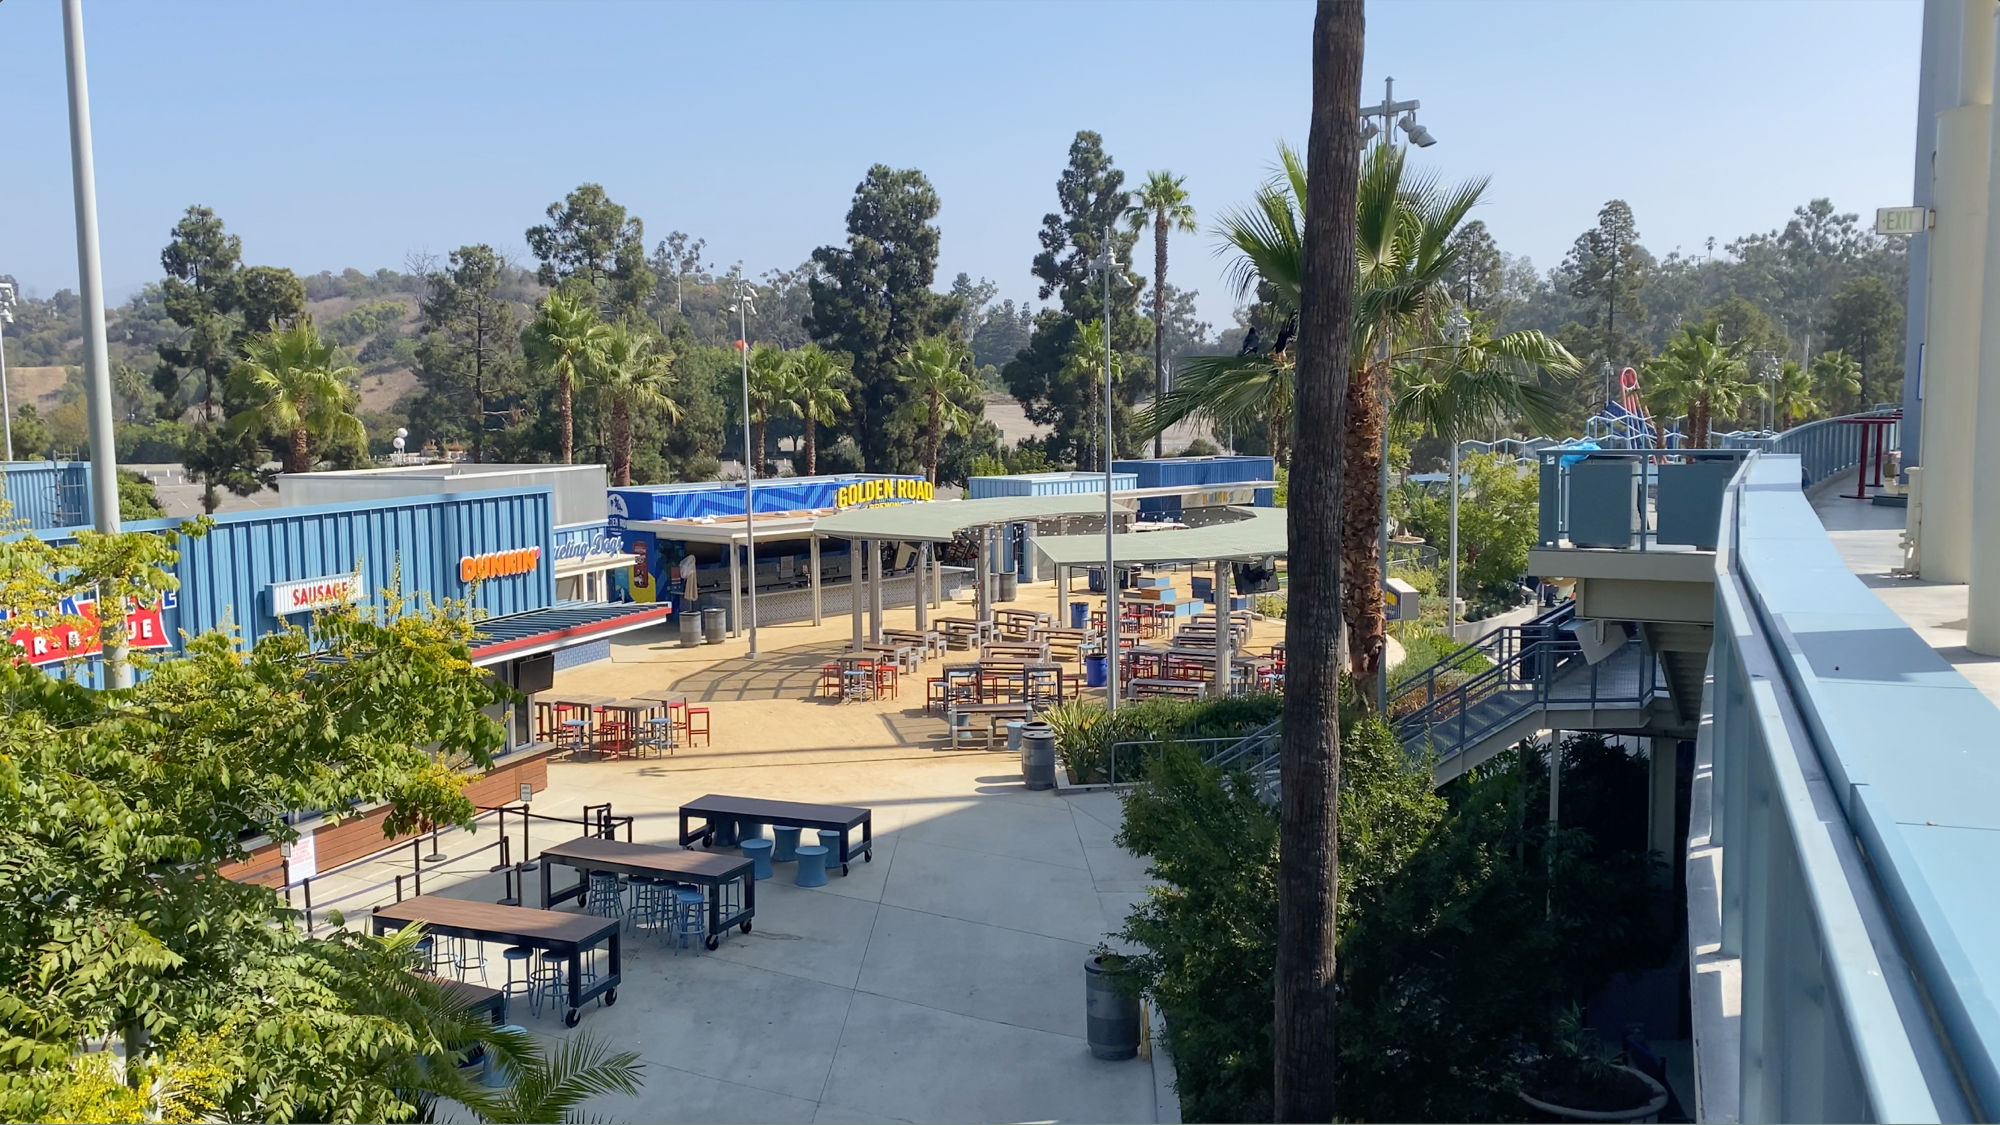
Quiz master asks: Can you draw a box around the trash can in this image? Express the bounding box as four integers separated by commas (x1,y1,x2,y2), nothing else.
1070,600,1090,629
701,606,727,644
1192,575,1213,601
1005,720,1026,752
997,572,1018,602
678,605,701,648
1084,956,1140,1060
1083,653,1108,688
1021,721,1056,791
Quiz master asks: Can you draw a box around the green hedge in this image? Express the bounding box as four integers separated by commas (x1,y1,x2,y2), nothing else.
1043,693,1285,785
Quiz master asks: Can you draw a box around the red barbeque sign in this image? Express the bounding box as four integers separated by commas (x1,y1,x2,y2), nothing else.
1,590,178,665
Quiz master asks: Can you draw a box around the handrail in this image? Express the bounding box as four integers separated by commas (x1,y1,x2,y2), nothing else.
1386,600,1576,716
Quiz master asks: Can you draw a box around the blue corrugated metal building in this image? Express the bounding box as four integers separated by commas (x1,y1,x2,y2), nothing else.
1,461,92,530
1112,456,1277,515
966,471,1138,499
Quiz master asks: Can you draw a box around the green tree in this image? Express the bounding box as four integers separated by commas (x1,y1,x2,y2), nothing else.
598,321,678,486
1807,349,1863,419
1452,453,1541,608
236,264,307,336
117,470,165,520
1445,219,1505,316
1561,199,1653,383
153,205,243,421
896,335,977,484
9,403,50,460
1644,322,1751,448
1004,131,1151,464
1126,171,1198,458
525,184,655,316
948,272,999,343
744,342,795,474
807,166,959,470
1062,320,1122,469
1824,273,1904,409
786,343,851,475
1273,4,1361,1116
413,245,522,464
522,290,611,464
227,321,366,475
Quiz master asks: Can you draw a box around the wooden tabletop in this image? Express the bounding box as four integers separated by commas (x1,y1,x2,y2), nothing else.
682,793,869,827
540,835,752,880
373,895,619,945
636,692,688,707
550,693,617,707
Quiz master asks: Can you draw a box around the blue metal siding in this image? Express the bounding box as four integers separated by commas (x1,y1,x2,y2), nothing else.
1,462,91,530
968,472,1138,499
609,474,926,523
1113,456,1277,514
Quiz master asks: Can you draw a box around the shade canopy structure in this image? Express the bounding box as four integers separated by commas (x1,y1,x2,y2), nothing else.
1031,507,1288,567
811,492,1139,543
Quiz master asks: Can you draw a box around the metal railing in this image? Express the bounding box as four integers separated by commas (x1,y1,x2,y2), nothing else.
1718,407,1901,488
1695,452,1997,1121
1393,635,1655,773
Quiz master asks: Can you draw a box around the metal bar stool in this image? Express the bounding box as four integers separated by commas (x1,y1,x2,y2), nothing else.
453,936,488,984
670,886,706,954
585,871,627,924
500,945,535,1016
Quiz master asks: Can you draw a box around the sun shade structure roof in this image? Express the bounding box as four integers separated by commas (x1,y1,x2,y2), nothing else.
1032,507,1289,566
809,493,1139,542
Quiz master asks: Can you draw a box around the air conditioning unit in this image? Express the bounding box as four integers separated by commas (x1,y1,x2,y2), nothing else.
1901,466,1923,575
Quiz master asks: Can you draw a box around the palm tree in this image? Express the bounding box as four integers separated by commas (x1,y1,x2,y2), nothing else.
227,320,365,474
1125,171,1198,458
1644,323,1751,448
1762,358,1816,427
787,343,850,475
1809,349,1863,417
896,335,977,484
1064,320,1123,467
746,343,795,474
523,290,610,464
599,322,679,486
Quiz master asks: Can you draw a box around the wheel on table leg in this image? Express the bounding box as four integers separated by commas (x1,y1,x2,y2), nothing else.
842,863,851,875
704,934,719,951
603,988,617,1006
563,1008,581,1028
864,850,874,863
739,919,752,934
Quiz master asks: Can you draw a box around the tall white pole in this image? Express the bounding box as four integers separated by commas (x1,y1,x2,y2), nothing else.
1448,440,1460,637
737,300,759,658
62,0,128,689
0,314,14,459
1965,2,2000,654
1102,228,1120,713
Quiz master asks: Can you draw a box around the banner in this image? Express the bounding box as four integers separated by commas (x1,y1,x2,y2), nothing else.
2,590,178,665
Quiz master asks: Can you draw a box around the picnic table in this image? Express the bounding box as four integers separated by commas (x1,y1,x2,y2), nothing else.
534,693,616,741
834,653,879,701
679,793,875,874
981,641,1050,663
539,836,755,951
373,896,619,1028
862,642,919,674
949,700,1034,748
992,608,1052,640
882,628,946,659
936,617,993,650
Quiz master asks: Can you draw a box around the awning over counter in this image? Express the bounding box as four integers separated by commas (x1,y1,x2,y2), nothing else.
469,602,673,664
1031,507,1288,566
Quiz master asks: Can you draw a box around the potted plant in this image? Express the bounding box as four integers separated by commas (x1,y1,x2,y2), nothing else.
1519,1006,1670,1123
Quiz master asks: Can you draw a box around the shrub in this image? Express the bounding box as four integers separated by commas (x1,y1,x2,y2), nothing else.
1045,694,1284,785
1252,593,1286,620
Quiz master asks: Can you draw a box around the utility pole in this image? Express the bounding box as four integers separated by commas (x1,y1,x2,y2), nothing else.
732,282,760,659
62,0,128,688
0,281,16,460
1095,230,1121,713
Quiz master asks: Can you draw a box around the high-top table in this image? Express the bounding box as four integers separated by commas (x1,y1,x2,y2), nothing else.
372,896,620,1028
538,835,755,951
679,793,874,875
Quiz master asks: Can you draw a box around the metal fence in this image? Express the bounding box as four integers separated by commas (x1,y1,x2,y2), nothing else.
1717,408,1901,488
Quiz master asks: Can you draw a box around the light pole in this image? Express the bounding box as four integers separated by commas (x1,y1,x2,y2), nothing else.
63,0,128,689
1091,231,1121,712
1444,306,1472,636
728,281,760,659
0,280,16,460
1359,76,1436,709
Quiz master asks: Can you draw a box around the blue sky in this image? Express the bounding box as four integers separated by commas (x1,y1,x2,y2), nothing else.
1,1,1921,332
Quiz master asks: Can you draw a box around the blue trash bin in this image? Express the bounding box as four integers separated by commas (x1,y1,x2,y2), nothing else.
1192,576,1213,601
1084,653,1108,688
1070,601,1090,629
1006,720,1026,752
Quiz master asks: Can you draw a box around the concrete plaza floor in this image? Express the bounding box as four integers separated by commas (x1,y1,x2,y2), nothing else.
344,580,1256,1123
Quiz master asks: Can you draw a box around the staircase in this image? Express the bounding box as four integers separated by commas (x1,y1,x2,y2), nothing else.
1208,601,1665,796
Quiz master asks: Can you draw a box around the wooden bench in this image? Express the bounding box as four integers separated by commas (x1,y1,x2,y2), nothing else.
992,609,1051,641
948,701,1034,748
936,618,992,651
679,793,874,874
1130,677,1207,700
882,628,945,659
982,642,1050,663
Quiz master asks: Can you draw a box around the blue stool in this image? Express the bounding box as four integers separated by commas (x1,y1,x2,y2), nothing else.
629,876,670,936
671,886,706,953
741,838,774,880
499,946,534,1017
817,829,844,872
772,824,802,863
585,871,626,923
737,820,766,843
794,845,829,888
482,1024,527,1087
710,816,741,848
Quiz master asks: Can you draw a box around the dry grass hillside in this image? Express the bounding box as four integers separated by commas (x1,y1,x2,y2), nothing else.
8,365,71,408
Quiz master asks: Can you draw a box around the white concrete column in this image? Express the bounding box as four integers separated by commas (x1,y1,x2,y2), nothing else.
1918,0,1998,582
1969,2,2000,651
809,535,823,625
1649,737,1679,860
915,542,930,631
868,540,884,644
727,540,742,639
1213,559,1232,698
850,539,864,653
975,527,990,623
929,540,942,608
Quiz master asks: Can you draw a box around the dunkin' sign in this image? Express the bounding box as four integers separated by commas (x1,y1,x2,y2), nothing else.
459,546,542,583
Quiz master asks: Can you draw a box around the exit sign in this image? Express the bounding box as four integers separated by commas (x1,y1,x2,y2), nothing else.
1876,206,1930,236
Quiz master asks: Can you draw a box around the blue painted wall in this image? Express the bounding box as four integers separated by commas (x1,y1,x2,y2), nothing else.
1112,456,1277,514
37,487,555,665
2,462,91,530
968,471,1138,498
607,474,925,524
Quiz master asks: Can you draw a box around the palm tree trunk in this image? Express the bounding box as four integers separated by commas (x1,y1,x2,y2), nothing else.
1154,212,1169,459
1340,352,1388,698
806,418,818,476
559,373,575,464
753,419,766,476
611,395,633,486
1275,4,1362,1121
289,426,310,474
927,391,942,485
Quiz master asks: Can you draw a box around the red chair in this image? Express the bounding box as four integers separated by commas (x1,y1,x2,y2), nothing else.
873,661,899,700
686,707,711,746
820,663,842,698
